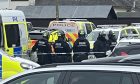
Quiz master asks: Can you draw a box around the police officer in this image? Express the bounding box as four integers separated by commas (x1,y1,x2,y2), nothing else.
93,31,110,58
73,30,90,62
108,30,117,51
31,31,52,65
53,30,72,63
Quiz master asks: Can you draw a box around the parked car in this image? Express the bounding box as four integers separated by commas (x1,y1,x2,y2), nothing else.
86,25,140,49
1,62,140,84
110,38,140,56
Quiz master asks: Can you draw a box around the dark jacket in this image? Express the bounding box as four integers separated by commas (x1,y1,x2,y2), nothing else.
53,38,72,53
53,38,72,63
32,38,52,65
73,37,90,62
93,36,110,58
73,37,90,53
108,34,117,51
32,38,51,53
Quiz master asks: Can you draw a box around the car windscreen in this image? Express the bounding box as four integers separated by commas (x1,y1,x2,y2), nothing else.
86,31,119,41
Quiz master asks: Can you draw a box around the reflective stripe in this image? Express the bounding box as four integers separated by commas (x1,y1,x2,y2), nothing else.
14,47,22,57
73,33,78,38
28,40,37,49
66,33,78,43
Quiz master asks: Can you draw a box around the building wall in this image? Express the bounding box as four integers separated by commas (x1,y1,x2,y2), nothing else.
10,0,35,9
0,0,35,9
0,0,10,9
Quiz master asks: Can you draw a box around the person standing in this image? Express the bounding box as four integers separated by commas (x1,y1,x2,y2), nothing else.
53,31,72,63
108,30,117,51
73,30,90,62
93,31,110,58
31,31,52,65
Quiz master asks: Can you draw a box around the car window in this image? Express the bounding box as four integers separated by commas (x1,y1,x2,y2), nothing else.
126,29,138,34
85,23,92,34
121,74,133,84
128,48,140,55
6,72,61,84
120,30,126,38
86,31,119,41
69,71,121,84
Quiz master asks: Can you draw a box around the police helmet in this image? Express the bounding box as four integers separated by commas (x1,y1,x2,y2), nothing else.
78,30,85,38
43,31,50,39
99,31,106,37
57,30,65,39
109,30,115,35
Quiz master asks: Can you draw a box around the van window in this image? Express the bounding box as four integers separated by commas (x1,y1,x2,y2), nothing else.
85,23,92,34
69,71,121,84
5,24,20,47
126,29,137,34
18,24,28,46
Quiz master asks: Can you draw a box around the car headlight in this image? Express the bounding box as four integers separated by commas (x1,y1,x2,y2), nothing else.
20,63,34,70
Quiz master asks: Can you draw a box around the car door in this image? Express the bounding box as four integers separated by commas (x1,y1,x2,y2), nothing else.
3,71,66,84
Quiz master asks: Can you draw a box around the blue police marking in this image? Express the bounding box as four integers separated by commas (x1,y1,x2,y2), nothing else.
14,47,22,57
0,54,2,79
12,17,18,22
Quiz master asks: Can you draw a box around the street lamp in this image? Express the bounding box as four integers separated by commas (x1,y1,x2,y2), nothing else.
56,0,59,21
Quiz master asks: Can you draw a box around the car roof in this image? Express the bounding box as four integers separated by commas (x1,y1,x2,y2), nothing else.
94,25,139,32
93,28,121,32
119,38,140,43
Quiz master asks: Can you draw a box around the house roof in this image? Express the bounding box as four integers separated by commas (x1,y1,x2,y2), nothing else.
117,12,140,18
16,5,116,19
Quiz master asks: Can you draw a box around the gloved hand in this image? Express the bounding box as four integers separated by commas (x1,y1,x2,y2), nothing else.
106,50,112,56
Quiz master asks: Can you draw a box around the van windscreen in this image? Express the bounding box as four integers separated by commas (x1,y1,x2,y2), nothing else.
5,24,20,47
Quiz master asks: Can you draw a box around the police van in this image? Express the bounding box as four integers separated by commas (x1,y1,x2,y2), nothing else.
0,10,29,57
0,10,40,80
1,49,40,79
48,19,96,46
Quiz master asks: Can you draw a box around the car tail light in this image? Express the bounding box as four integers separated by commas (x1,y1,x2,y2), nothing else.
120,52,128,56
